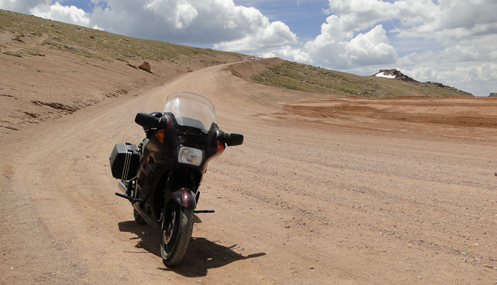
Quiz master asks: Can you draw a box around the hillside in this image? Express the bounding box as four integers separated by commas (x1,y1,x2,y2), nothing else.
231,59,472,97
0,9,246,134
0,9,245,63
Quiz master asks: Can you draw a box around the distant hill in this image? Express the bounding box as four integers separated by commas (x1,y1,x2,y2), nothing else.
234,60,472,97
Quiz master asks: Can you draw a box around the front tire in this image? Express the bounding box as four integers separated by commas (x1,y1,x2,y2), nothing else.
161,202,194,266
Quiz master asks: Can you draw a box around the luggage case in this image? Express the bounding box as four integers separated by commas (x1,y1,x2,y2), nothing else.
110,143,140,180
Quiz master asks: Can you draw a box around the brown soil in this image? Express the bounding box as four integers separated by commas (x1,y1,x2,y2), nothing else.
1,33,497,285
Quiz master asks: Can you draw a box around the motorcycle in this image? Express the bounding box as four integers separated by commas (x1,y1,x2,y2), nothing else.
109,91,243,266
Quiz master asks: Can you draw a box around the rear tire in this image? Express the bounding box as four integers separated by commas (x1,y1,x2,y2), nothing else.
160,203,194,266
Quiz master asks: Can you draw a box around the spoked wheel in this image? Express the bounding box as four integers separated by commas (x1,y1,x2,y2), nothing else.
161,202,194,266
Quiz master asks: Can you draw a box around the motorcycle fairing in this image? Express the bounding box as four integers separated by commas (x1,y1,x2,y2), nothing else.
134,113,217,223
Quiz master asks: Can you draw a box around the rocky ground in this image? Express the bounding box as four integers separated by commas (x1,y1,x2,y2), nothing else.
1,31,497,284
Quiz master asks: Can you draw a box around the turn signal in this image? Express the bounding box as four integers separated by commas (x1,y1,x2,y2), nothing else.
216,140,225,154
155,129,166,143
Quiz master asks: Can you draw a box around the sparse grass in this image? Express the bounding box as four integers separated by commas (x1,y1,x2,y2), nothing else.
115,57,128,63
25,49,41,56
2,51,21,57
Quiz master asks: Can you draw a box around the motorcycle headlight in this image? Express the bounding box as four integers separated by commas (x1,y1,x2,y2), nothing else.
178,147,204,166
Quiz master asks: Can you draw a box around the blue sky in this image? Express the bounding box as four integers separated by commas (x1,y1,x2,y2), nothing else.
1,0,496,96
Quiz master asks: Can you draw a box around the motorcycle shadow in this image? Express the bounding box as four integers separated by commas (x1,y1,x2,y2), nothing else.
118,218,266,277
118,220,162,257
166,236,266,277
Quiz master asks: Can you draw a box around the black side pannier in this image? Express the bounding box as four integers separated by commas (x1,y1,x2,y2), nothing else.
110,143,140,180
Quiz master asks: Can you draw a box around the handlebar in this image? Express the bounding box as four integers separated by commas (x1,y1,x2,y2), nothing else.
135,112,243,146
135,113,167,130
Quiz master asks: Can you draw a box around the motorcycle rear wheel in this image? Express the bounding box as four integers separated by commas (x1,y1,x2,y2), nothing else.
161,203,194,266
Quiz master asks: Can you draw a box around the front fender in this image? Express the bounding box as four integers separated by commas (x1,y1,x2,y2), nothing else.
170,187,196,209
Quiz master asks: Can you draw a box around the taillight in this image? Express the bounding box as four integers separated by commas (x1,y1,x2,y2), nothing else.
155,129,166,143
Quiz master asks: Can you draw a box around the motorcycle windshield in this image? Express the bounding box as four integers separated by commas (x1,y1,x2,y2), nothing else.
163,91,217,131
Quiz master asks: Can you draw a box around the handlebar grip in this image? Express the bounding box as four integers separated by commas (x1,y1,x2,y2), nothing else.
218,130,244,146
135,113,159,129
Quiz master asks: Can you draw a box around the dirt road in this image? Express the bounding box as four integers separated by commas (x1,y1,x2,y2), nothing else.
1,63,497,284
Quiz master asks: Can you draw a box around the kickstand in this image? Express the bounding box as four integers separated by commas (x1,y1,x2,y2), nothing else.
194,210,215,213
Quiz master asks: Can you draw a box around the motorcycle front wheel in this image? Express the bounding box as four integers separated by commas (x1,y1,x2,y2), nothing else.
160,202,194,266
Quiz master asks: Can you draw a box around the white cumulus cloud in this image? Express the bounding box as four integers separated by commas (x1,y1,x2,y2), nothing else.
86,0,299,49
258,45,312,64
30,2,90,26
305,22,397,69
306,0,497,96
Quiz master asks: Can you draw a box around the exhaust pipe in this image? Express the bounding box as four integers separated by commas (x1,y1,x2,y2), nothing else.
118,181,127,193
